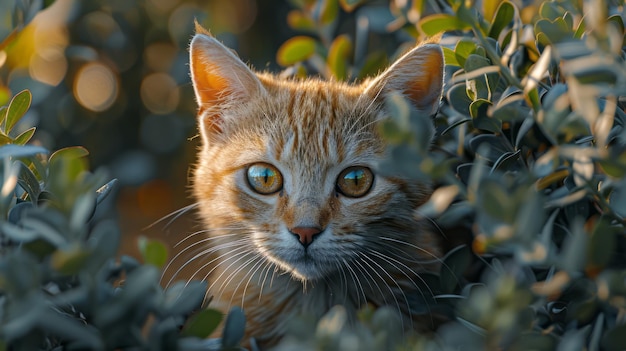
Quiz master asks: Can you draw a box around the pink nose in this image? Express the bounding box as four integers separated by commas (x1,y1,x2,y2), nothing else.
289,226,322,247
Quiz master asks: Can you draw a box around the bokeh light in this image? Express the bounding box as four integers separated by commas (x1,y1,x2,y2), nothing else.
0,0,288,257
144,42,177,72
73,62,119,112
140,73,180,115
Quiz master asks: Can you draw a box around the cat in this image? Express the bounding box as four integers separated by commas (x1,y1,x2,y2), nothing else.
185,23,444,348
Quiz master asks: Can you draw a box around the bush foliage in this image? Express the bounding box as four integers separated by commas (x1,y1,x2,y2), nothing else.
1,0,626,350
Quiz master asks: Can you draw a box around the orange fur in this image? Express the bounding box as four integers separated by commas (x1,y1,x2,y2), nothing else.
186,27,445,348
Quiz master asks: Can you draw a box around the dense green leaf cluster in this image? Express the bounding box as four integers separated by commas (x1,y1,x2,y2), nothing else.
272,0,626,350
0,91,246,350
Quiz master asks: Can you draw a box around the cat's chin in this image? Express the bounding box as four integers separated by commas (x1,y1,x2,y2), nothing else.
267,255,329,282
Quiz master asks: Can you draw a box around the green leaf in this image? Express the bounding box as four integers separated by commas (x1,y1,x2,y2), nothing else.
327,34,352,80
535,18,572,45
538,1,564,20
454,40,477,67
443,47,459,66
0,133,12,146
48,146,89,165
181,309,223,338
138,236,169,268
13,127,35,145
419,14,471,36
4,90,31,133
482,0,502,22
287,10,315,31
488,1,515,39
0,107,7,126
276,36,317,66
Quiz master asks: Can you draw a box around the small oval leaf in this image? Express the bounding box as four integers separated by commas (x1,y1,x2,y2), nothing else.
419,14,471,36
182,309,223,338
4,90,32,133
327,34,352,80
277,36,317,66
138,236,169,269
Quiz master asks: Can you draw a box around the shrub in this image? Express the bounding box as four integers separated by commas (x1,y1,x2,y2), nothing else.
270,0,626,349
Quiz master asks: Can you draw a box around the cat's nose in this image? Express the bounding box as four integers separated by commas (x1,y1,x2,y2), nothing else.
289,226,322,247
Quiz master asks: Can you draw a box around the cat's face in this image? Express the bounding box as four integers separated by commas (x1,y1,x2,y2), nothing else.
190,26,443,282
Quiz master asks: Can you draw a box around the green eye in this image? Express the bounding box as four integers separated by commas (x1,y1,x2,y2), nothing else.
336,166,374,198
246,163,283,195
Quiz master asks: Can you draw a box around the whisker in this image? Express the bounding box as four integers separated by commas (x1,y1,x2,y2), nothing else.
145,203,200,230
167,240,248,288
367,249,436,327
257,260,275,302
342,257,366,308
379,236,444,264
357,252,408,331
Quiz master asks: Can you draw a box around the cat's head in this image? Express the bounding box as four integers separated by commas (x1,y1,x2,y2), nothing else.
190,26,443,282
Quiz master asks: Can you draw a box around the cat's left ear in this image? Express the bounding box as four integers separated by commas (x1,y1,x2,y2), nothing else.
189,24,265,135
364,43,444,116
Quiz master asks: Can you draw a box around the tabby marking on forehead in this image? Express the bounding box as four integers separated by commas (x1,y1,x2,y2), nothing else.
181,23,445,348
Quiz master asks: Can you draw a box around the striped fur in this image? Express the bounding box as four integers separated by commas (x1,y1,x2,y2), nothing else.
185,26,444,348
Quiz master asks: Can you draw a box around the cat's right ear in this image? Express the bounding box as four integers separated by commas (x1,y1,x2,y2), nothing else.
189,25,264,135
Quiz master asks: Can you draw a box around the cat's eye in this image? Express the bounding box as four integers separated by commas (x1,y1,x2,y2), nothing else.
336,166,374,198
246,163,283,195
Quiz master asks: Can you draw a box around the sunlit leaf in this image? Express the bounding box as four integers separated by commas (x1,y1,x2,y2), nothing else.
443,47,459,66
419,14,471,36
470,99,501,133
538,1,565,21
4,90,31,133
535,18,572,45
0,133,12,145
49,146,89,165
327,34,352,80
483,0,503,22
453,40,477,68
277,36,317,66
13,127,35,145
287,10,315,31
488,1,515,39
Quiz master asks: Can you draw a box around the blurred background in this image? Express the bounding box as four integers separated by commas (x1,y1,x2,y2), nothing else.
0,0,305,258
0,0,457,260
